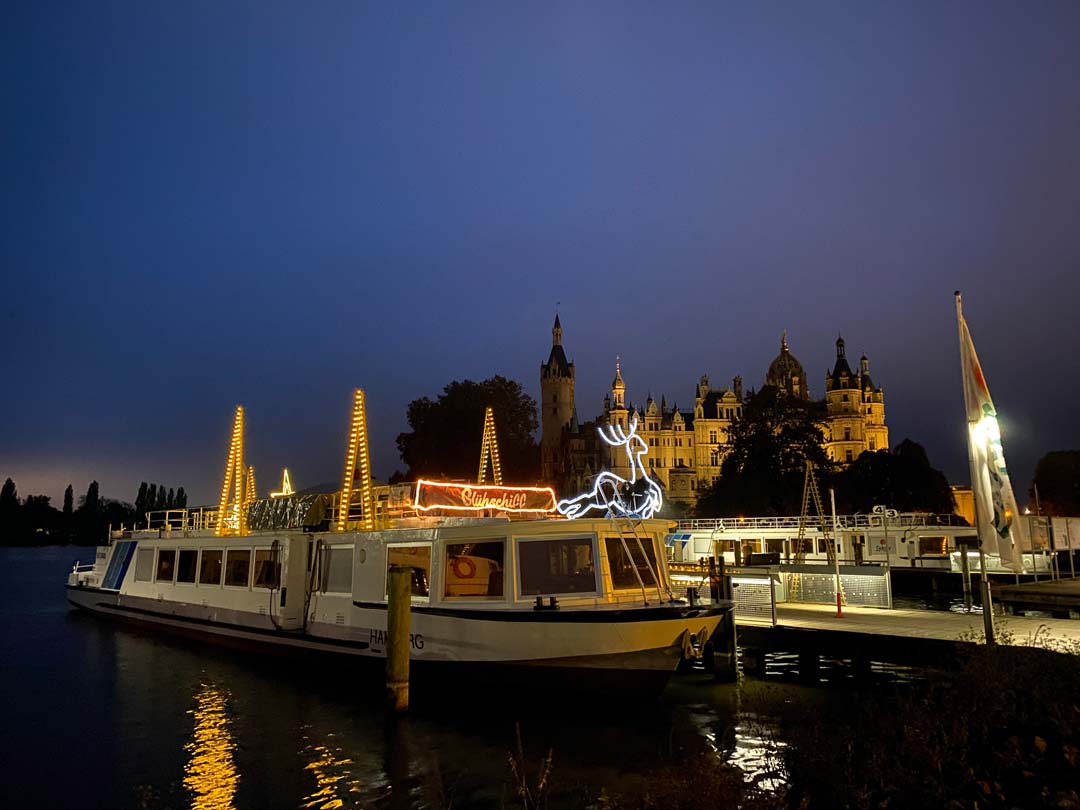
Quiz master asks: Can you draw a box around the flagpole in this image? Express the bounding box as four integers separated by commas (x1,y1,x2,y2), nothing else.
956,290,996,645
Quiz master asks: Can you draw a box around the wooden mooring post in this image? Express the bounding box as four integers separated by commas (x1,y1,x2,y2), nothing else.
386,566,411,712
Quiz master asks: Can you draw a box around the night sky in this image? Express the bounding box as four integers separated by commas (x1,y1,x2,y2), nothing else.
4,2,1079,507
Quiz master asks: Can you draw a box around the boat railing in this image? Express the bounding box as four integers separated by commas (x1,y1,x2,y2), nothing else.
677,513,970,532
142,507,221,533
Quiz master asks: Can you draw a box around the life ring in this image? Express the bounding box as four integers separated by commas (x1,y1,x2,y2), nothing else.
451,557,477,579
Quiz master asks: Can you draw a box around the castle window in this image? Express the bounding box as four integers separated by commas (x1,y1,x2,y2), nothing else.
691,480,696,490
844,428,851,441
688,438,692,446
845,450,853,462
869,438,876,450
842,394,849,402
551,407,557,416
709,431,717,443
552,394,557,403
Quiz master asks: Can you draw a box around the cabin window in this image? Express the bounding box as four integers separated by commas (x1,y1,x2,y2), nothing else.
766,538,784,555
918,536,948,557
176,549,198,584
444,541,505,599
253,548,281,589
517,537,597,596
386,545,431,598
199,550,223,585
605,536,661,590
156,549,176,583
795,538,814,554
323,546,353,593
224,549,251,588
134,548,155,582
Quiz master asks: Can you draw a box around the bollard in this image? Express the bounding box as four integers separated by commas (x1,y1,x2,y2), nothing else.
386,565,412,712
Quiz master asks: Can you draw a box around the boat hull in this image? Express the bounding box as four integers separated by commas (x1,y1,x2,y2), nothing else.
66,585,726,695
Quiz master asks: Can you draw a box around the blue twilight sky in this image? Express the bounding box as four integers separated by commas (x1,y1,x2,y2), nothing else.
3,2,1079,506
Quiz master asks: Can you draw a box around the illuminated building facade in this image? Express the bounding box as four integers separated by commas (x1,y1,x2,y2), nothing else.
539,321,888,505
823,336,889,466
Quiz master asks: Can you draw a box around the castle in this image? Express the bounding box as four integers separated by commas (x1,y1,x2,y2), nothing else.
539,317,889,506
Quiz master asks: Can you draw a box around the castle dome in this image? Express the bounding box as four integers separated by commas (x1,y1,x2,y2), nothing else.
765,331,809,399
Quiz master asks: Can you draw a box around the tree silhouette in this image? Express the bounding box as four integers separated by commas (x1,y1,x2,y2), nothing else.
1030,451,1080,515
147,484,158,514
837,440,954,514
176,487,187,508
82,481,100,515
396,376,540,482
134,482,148,519
155,484,167,511
166,487,175,510
696,386,831,517
63,485,74,517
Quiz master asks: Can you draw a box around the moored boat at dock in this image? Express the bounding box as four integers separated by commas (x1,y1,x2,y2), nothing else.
67,509,730,694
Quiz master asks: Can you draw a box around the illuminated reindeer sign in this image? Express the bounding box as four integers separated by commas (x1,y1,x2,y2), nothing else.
556,417,663,520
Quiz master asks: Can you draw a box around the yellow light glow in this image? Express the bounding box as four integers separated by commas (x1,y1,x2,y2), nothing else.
337,389,374,532
245,466,256,506
183,685,239,810
270,468,294,498
477,406,503,486
215,406,245,536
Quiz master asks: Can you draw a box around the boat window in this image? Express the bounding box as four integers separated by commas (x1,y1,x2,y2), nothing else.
254,549,281,589
604,536,660,590
224,549,251,588
323,546,353,593
386,545,431,598
134,548,155,582
156,549,176,583
199,550,223,585
176,549,198,584
444,541,504,598
518,537,596,596
918,536,948,556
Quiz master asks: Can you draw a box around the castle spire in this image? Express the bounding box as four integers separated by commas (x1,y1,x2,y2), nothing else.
552,313,563,346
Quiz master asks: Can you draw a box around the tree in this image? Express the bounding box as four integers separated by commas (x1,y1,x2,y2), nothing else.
837,440,955,515
176,487,187,508
134,482,148,518
695,386,831,517
155,484,167,511
63,485,74,517
82,481,100,516
1030,451,1080,515
147,484,158,514
1,477,17,512
166,487,175,510
396,376,540,482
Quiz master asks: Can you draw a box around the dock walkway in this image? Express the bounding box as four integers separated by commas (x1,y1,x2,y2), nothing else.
736,603,1080,670
994,578,1080,617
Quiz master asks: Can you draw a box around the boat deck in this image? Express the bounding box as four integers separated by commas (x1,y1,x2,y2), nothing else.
994,578,1080,616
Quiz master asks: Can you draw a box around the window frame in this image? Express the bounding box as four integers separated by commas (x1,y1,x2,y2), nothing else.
442,538,507,601
223,547,253,590
253,546,281,590
384,542,432,602
155,548,177,584
604,534,663,592
513,533,600,600
198,549,223,587
322,543,355,595
134,547,155,583
175,548,198,586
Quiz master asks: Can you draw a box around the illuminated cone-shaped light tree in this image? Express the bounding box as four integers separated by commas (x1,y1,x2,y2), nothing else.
477,406,503,486
337,389,374,532
245,466,256,507
270,468,294,498
216,406,246,536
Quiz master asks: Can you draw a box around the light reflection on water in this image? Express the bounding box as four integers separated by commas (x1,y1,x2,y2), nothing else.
184,684,240,810
299,731,363,810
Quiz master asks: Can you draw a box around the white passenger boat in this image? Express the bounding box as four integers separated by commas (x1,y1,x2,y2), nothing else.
67,511,730,694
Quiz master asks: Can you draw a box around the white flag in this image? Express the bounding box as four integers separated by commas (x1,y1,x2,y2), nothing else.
956,294,1024,571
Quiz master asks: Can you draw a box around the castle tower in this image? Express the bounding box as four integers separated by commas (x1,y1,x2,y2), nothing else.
540,315,575,483
824,335,889,465
603,361,631,481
